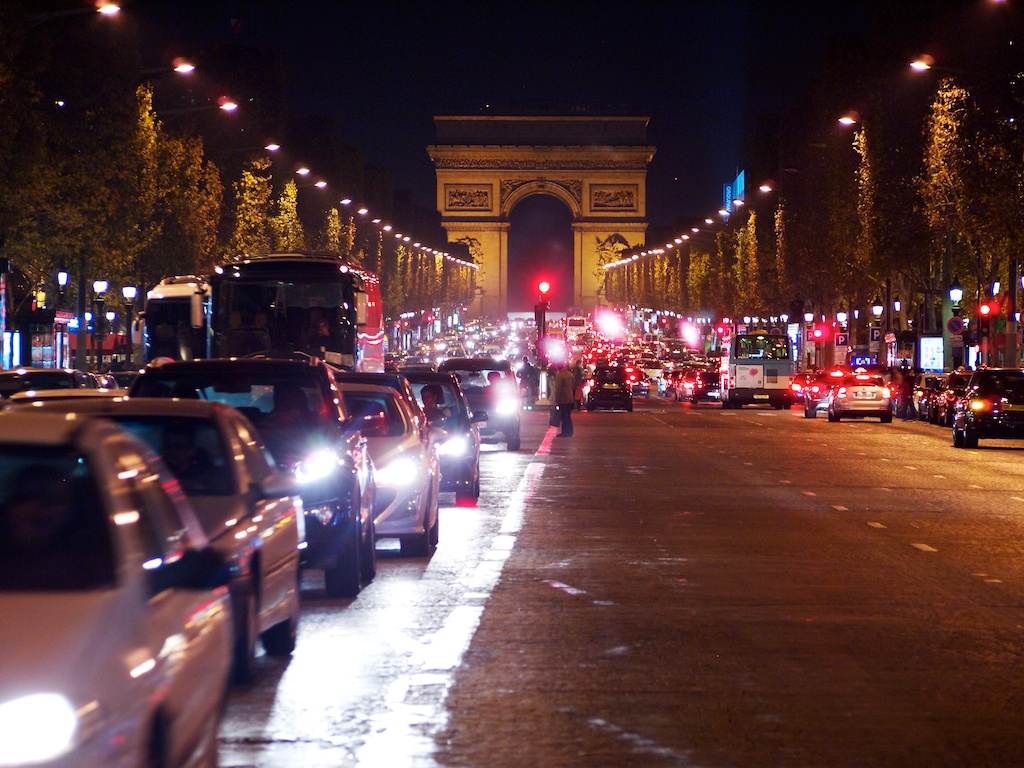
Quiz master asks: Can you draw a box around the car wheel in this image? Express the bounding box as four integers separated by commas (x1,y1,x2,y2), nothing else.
952,425,965,447
428,506,440,547
401,530,431,557
964,424,979,449
827,407,838,422
324,520,361,598
880,412,893,424
261,599,298,657
587,402,596,412
360,517,377,584
506,426,521,451
627,402,634,412
805,403,815,419
231,590,258,684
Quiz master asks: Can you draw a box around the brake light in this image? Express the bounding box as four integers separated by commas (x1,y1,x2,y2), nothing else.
882,387,892,398
810,385,821,394
970,397,1001,413
791,382,802,392
837,386,848,398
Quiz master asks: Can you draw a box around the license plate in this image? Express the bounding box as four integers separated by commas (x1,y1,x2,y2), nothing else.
603,384,620,389
754,394,769,400
855,392,877,399
1005,403,1024,411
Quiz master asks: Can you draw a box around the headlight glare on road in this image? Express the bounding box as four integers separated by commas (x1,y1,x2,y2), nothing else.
375,457,419,486
0,693,77,764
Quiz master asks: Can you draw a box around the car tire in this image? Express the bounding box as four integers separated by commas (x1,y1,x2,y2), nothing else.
506,426,521,451
952,425,964,447
360,517,377,584
587,402,596,412
261,609,298,657
230,588,258,684
401,530,431,557
627,402,634,412
324,522,361,599
805,404,815,419
428,506,440,547
964,424,979,449
827,407,838,422
880,412,893,424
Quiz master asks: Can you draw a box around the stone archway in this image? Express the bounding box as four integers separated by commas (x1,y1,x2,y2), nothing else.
428,115,655,317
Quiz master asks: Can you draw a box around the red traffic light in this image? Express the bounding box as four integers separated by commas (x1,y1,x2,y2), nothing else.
979,302,995,317
538,281,550,295
811,324,829,340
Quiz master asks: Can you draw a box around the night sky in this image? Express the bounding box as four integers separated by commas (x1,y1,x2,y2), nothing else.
128,1,884,310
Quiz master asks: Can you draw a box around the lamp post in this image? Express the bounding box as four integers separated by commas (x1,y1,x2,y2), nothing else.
56,268,69,310
949,278,964,370
122,285,137,368
92,279,107,371
871,296,884,364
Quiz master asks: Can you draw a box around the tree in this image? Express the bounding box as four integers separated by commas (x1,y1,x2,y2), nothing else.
270,179,305,251
227,156,273,258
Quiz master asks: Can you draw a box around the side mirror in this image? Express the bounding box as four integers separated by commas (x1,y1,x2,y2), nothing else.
149,546,230,595
471,411,488,423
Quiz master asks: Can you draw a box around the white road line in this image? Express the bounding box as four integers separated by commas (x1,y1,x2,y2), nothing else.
867,522,886,528
802,491,816,496
832,505,848,511
911,543,938,552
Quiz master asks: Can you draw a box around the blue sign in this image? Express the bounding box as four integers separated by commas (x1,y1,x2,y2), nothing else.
834,333,849,346
869,327,881,343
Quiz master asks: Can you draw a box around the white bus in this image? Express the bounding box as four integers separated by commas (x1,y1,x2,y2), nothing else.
720,331,796,409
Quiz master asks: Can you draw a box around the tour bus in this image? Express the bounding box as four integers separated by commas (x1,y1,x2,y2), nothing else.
719,330,796,409
208,252,385,372
142,275,210,363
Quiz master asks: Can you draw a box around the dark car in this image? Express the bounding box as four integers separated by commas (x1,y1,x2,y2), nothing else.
0,367,103,398
330,370,426,424
438,358,521,451
803,368,846,419
915,374,945,422
932,370,971,427
789,371,814,404
679,366,720,404
952,368,1024,448
403,371,483,502
587,366,633,412
130,357,377,598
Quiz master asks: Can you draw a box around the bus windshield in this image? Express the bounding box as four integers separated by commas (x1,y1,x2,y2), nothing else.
734,334,791,360
145,298,203,362
212,275,357,366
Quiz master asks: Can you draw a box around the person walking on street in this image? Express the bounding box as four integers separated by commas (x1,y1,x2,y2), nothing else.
518,355,538,409
554,362,576,437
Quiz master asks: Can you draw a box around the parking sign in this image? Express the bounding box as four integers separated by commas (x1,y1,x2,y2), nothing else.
834,332,849,346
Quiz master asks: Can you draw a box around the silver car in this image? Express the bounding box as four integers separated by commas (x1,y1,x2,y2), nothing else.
19,397,304,683
826,369,893,423
337,383,441,557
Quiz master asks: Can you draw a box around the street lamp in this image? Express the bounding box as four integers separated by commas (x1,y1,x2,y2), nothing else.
949,279,964,308
122,285,137,368
92,279,108,371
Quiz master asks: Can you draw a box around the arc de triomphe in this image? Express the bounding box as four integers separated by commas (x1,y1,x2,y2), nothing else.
427,115,655,317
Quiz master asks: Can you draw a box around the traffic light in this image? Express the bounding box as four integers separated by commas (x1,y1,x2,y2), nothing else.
538,281,550,298
811,324,830,341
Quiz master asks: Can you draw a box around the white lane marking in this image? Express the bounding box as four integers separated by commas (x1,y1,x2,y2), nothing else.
832,505,848,511
985,579,1004,584
969,484,983,489
1013,497,1024,503
911,543,938,552
802,491,816,497
779,480,792,484
867,522,886,528
544,580,588,596
904,466,918,470
933,474,946,479
880,457,891,462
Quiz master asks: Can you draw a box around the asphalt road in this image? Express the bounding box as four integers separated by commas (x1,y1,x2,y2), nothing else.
221,396,1024,768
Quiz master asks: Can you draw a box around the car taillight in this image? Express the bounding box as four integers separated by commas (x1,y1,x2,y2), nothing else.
970,397,1001,413
882,387,892,398
837,386,848,397
810,385,821,394
791,382,802,392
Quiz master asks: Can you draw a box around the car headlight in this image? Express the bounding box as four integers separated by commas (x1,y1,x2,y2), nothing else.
438,435,467,456
295,449,340,484
375,457,419,487
0,693,78,764
496,398,518,415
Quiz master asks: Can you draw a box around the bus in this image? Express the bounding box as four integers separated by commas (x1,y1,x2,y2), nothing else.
720,330,796,409
209,252,385,371
142,275,210,364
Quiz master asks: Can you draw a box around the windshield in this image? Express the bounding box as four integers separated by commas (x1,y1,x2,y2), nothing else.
133,371,340,465
734,335,791,360
0,445,115,591
144,298,204,362
211,275,357,366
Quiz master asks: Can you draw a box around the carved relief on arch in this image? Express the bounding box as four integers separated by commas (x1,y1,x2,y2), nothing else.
499,178,583,214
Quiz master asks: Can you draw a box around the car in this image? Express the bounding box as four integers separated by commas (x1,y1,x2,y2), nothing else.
952,368,1024,448
932,369,971,427
338,383,442,555
789,371,815,403
0,367,105,399
0,410,232,767
18,397,304,683
619,363,649,397
826,369,893,422
586,366,633,411
803,368,846,418
679,367,720,404
403,371,483,503
438,357,521,451
914,374,945,422
130,357,377,598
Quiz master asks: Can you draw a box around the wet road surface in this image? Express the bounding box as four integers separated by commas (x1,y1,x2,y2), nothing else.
221,397,1024,767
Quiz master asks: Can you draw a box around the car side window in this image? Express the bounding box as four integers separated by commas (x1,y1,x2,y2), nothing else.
231,414,276,483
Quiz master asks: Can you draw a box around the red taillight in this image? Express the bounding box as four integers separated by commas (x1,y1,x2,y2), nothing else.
882,387,892,398
837,386,848,397
810,385,820,394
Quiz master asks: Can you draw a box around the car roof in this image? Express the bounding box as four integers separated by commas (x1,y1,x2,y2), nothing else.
335,382,400,398
0,409,98,444
7,389,123,403
16,397,235,420
399,371,460,384
439,357,512,371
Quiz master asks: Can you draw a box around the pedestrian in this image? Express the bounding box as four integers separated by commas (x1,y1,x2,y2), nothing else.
554,362,576,437
572,359,585,411
900,366,917,421
518,355,538,409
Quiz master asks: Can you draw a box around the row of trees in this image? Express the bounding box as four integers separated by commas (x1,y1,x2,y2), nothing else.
0,6,473,323
606,6,1024,345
